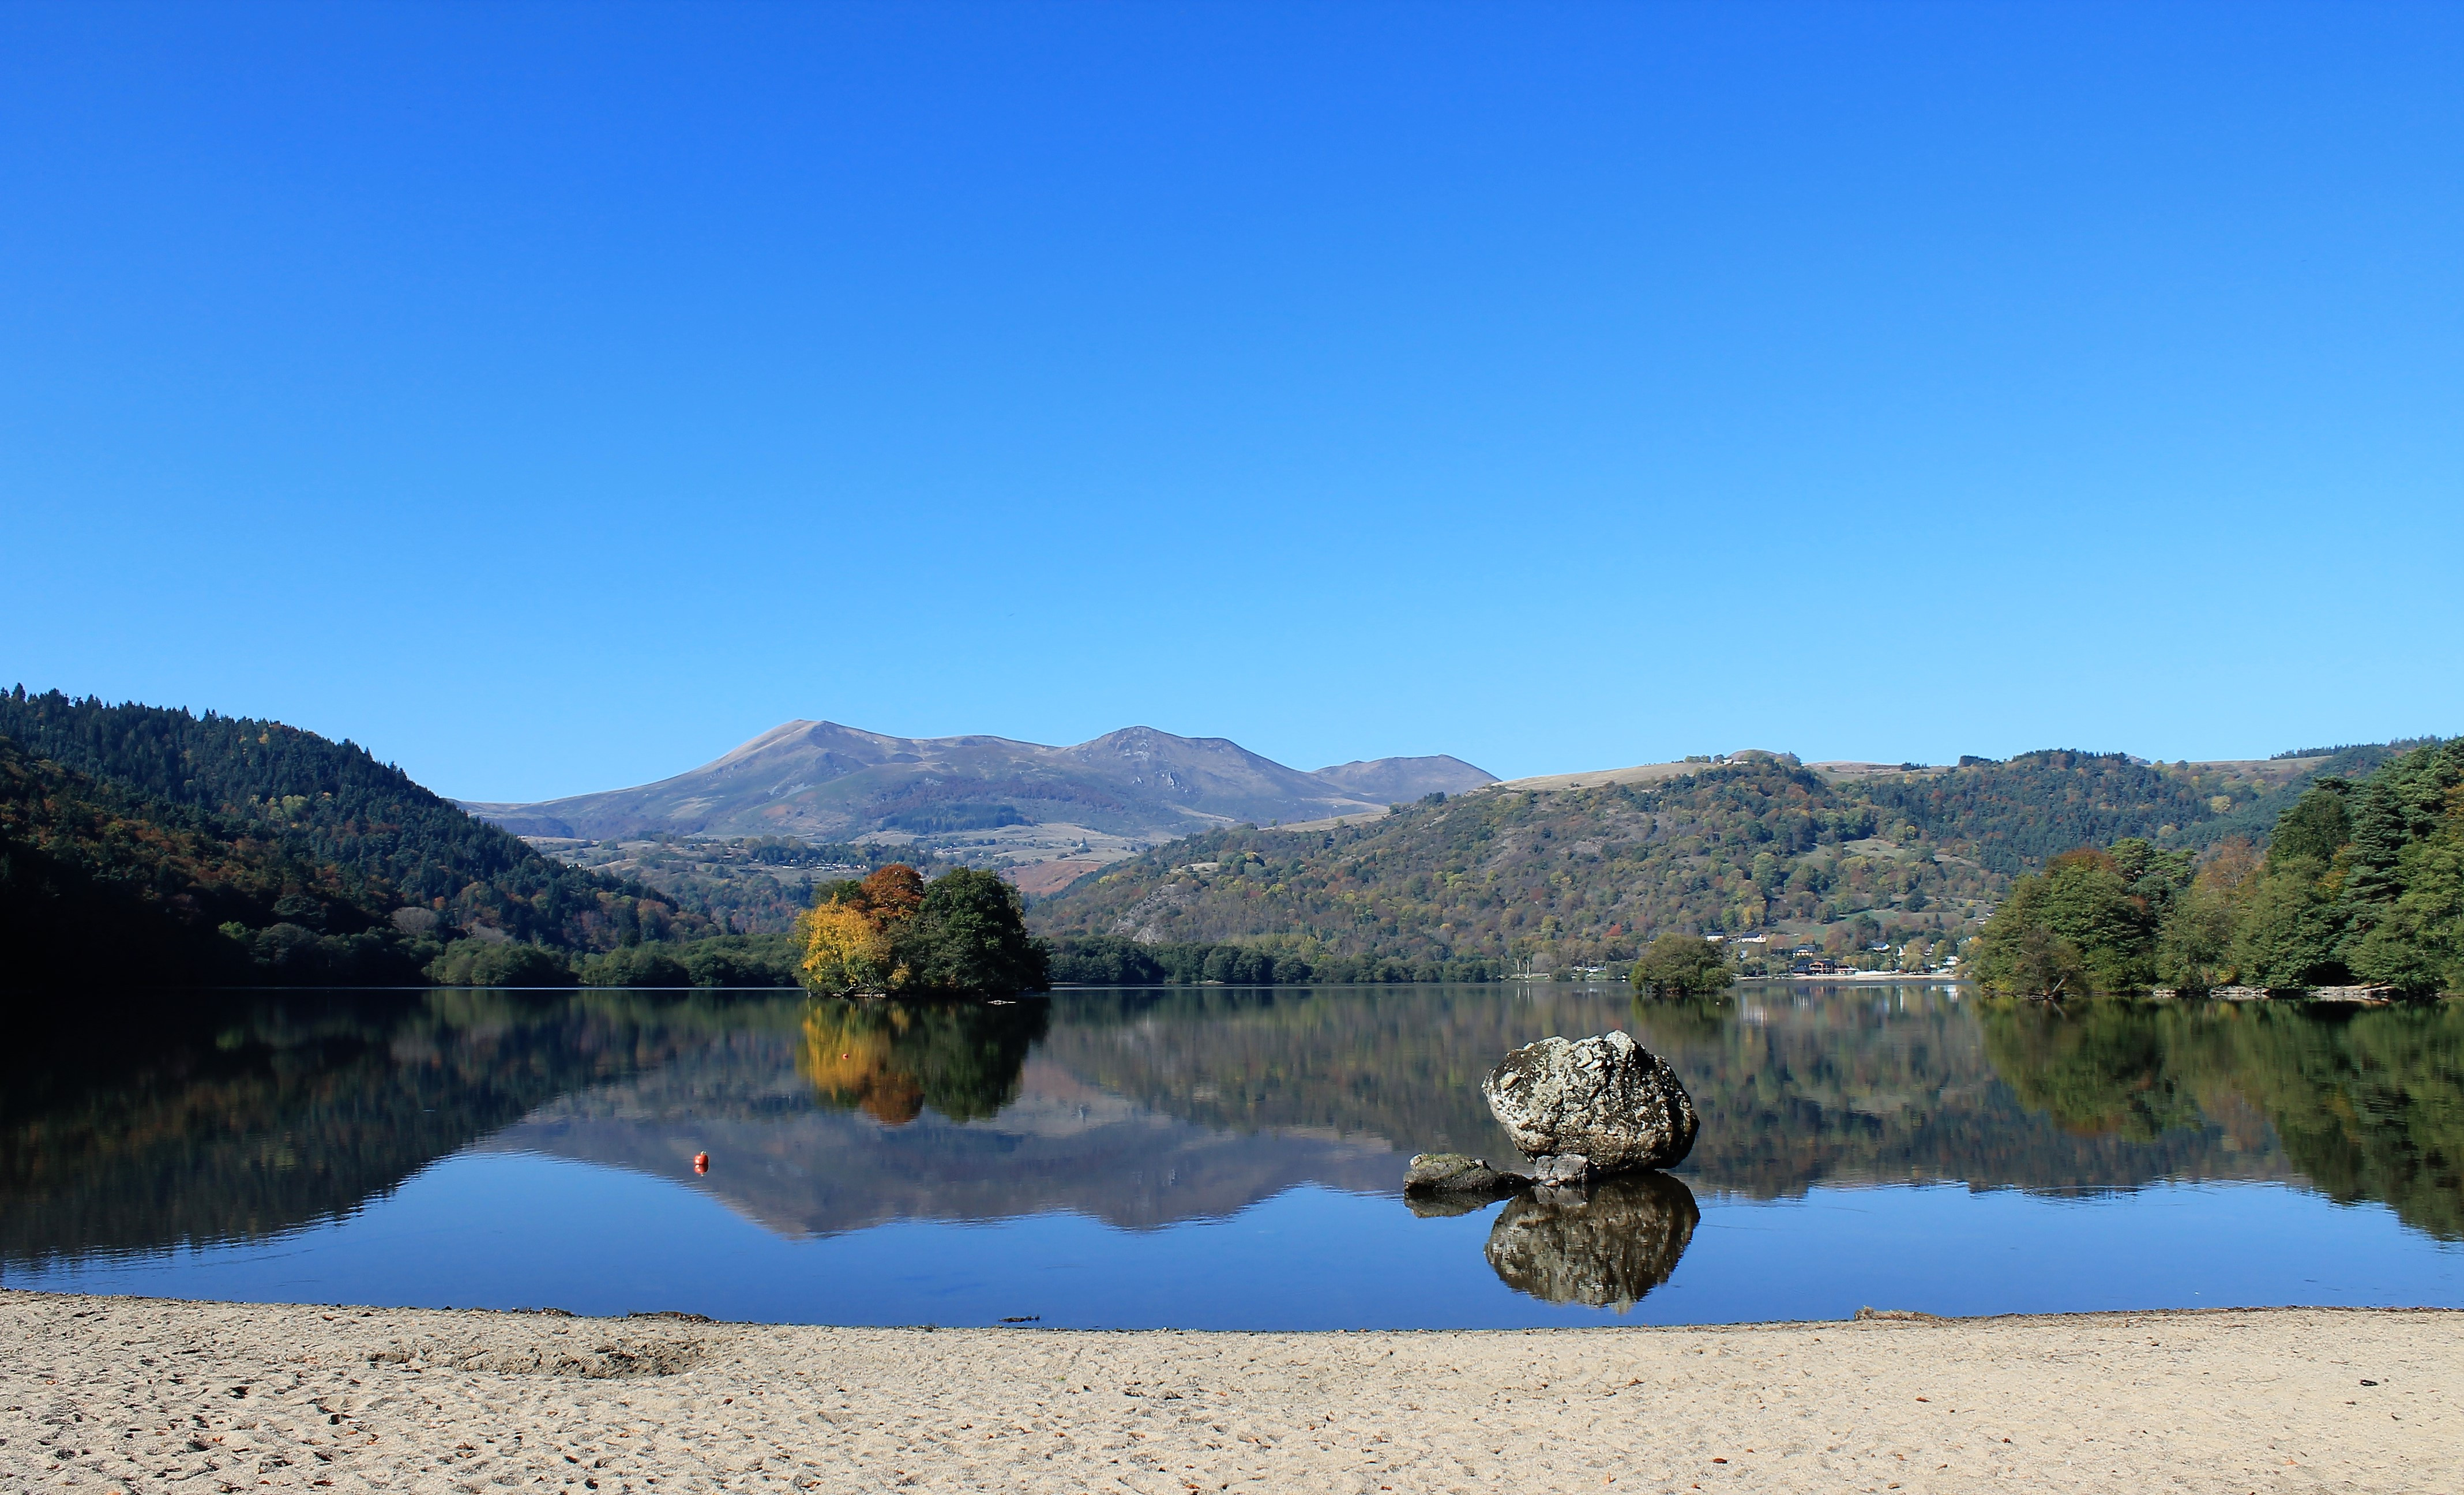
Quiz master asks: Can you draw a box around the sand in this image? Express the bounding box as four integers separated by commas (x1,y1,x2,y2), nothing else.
2,1291,2453,1494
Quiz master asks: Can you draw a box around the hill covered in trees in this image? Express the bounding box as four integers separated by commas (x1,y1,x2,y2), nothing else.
0,689,711,987
1030,748,2393,978
1971,738,2464,997
0,735,430,986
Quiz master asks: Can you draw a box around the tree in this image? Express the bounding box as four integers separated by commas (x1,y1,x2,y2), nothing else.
2271,782,2352,865
2155,841,2261,991
792,863,1048,998
1630,933,1733,997
1971,847,2163,996
425,938,574,987
902,868,1051,997
795,900,899,996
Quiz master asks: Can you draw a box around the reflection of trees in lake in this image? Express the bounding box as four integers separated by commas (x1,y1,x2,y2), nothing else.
1047,985,2296,1201
1626,987,2283,1200
1042,985,1632,1155
1484,1173,1699,1310
0,989,797,1265
1980,999,2464,1239
797,999,1049,1125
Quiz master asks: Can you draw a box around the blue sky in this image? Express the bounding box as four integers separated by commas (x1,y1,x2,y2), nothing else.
5,2,2458,801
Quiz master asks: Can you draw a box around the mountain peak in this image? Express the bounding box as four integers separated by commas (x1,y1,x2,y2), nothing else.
464,720,1496,867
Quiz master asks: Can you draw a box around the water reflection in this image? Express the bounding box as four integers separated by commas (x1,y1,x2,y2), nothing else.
798,999,1049,1125
1484,1173,1699,1310
0,987,714,1265
1628,986,2297,1201
1980,998,2464,1239
4,981,2461,1283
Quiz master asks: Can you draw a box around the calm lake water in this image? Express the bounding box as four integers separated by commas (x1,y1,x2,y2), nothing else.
5,982,2459,1328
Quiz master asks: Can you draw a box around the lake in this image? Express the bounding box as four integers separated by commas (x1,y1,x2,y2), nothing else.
5,981,2459,1328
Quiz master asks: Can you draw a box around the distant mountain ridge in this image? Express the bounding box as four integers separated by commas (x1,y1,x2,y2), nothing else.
461,720,1497,849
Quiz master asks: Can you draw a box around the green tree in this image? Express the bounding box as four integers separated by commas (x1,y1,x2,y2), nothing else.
1971,847,2161,996
1630,933,1733,997
426,938,574,987
2155,841,2261,991
900,868,1051,996
2270,782,2352,864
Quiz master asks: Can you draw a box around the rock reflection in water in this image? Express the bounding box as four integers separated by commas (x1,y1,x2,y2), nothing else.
1483,1172,1699,1310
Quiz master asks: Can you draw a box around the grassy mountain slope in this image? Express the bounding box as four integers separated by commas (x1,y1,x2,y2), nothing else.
1031,748,2384,972
463,720,1495,855
0,689,703,961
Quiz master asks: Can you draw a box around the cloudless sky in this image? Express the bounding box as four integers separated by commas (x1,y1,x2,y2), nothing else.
5,2,2459,801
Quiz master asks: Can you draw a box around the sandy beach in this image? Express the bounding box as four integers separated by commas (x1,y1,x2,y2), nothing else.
2,1292,2455,1494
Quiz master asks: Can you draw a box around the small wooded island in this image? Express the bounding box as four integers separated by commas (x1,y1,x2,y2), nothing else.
794,863,1050,998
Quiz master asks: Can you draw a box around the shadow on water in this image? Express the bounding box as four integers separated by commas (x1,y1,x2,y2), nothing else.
1483,1172,1700,1311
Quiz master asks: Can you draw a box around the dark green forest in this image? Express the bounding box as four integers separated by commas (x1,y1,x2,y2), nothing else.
1971,739,2464,997
0,734,429,987
0,689,737,989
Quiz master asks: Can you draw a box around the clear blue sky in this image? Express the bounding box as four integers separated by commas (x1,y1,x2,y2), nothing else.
5,2,2458,801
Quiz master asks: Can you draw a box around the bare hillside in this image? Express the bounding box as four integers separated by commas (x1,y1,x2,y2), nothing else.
463,722,1494,854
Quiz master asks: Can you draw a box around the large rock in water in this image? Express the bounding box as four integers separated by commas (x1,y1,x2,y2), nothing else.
1481,1031,1698,1172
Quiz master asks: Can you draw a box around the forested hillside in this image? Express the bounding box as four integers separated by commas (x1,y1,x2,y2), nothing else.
0,689,707,983
0,738,426,986
1971,738,2464,997
1865,745,2404,872
1031,748,2382,977
1034,756,1990,974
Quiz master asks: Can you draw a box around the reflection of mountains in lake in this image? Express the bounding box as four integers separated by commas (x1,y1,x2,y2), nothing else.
487,1020,1401,1237
6,981,2461,1269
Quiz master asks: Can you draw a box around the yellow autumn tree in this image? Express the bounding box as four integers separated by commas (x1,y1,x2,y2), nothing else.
795,901,895,994
792,863,927,995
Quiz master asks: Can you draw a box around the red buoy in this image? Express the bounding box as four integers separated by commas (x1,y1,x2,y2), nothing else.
693,1151,710,1174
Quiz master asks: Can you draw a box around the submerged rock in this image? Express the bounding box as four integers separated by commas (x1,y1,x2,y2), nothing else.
1483,1171,1700,1309
1404,1152,1527,1195
1481,1031,1697,1173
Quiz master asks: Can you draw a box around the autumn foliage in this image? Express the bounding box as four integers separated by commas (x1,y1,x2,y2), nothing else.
792,863,1047,997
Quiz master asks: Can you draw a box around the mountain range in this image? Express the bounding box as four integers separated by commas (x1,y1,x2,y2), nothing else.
460,721,1497,859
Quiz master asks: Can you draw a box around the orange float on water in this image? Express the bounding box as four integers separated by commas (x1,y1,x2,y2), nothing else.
693,1151,710,1174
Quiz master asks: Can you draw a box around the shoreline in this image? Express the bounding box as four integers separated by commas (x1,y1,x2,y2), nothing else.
6,1291,2457,1493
